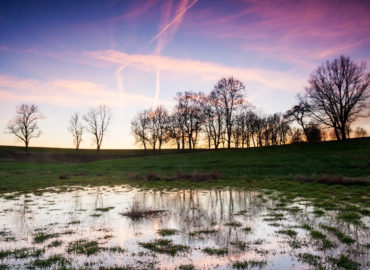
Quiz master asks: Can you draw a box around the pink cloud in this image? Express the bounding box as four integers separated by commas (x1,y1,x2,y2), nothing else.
184,0,370,63
0,75,162,108
86,49,305,92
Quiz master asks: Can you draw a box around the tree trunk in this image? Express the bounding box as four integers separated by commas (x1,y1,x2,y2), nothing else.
340,127,347,141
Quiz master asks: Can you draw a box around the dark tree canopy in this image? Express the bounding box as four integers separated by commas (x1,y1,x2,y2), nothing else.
304,55,370,140
6,104,43,151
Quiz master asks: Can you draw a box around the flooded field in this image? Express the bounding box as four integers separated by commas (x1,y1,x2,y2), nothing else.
0,186,368,269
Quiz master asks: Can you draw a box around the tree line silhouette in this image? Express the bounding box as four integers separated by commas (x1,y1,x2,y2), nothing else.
131,55,370,151
5,55,370,152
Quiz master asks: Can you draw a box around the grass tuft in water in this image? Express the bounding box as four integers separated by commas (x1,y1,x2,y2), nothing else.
158,228,178,236
202,247,228,256
337,211,362,225
320,225,355,244
230,240,247,251
33,232,59,243
67,239,100,256
232,260,267,269
329,254,360,270
225,221,242,227
31,255,69,268
242,226,252,232
277,229,297,237
298,253,322,268
139,239,189,256
95,206,114,212
47,240,63,248
189,229,217,236
178,264,195,270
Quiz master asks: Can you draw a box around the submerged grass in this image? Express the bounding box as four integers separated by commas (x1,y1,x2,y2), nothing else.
67,239,100,256
157,229,178,236
320,225,355,244
31,255,69,268
139,239,189,256
202,247,228,256
329,254,360,270
33,232,59,243
232,260,267,269
0,248,45,259
189,229,217,236
277,229,297,237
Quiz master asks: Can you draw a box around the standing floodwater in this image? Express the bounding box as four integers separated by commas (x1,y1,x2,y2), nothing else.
0,186,368,269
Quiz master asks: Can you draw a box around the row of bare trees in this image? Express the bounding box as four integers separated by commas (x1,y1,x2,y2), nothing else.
5,55,369,152
67,105,112,153
131,55,369,150
5,104,112,152
131,77,295,151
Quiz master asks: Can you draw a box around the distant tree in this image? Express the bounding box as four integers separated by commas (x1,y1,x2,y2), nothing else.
276,115,291,145
83,105,112,153
304,55,370,140
290,128,303,144
167,111,183,152
354,127,367,138
151,105,170,151
6,104,43,151
133,106,170,152
68,112,83,152
305,124,322,143
174,91,204,150
284,98,314,141
131,111,149,151
201,92,224,150
212,77,246,148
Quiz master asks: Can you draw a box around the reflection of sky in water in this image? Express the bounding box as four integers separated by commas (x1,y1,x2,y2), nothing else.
0,186,368,269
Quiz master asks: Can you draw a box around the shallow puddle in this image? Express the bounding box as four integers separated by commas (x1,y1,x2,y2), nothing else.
0,186,368,269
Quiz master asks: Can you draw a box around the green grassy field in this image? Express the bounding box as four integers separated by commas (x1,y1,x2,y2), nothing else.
0,138,369,197
0,139,369,250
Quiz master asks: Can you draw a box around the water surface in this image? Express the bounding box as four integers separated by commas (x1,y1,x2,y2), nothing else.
0,186,368,269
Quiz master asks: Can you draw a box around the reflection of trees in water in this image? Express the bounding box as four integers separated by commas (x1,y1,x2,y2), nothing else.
71,190,82,220
94,187,103,209
15,196,33,235
123,188,369,266
134,189,266,250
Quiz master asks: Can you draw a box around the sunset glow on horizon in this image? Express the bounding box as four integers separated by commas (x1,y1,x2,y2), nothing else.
1,0,369,149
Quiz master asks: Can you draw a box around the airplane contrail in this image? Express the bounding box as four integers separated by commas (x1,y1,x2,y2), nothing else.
115,0,198,110
146,0,198,51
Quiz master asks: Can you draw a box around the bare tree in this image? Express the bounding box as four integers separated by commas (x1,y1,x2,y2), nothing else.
68,112,83,152
304,55,370,140
131,111,150,151
284,98,312,140
354,127,367,138
6,104,42,151
83,105,112,153
201,92,224,150
175,91,204,150
151,105,170,151
290,128,303,144
168,111,183,152
133,106,170,152
212,77,246,148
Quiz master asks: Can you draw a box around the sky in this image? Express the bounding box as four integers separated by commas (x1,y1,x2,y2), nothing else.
0,0,369,149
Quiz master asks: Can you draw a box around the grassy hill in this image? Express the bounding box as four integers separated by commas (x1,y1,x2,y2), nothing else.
0,138,369,194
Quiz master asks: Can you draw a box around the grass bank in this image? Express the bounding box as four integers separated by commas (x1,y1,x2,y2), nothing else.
0,138,369,200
